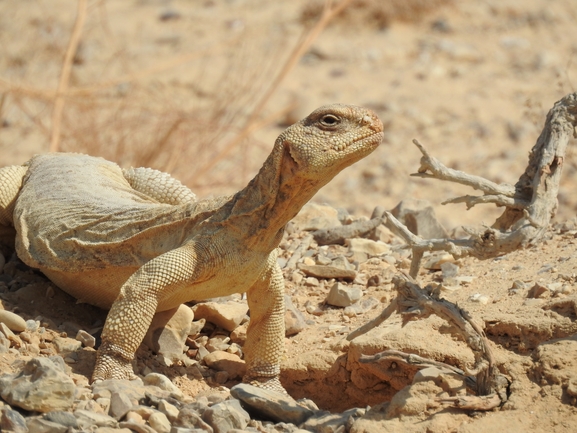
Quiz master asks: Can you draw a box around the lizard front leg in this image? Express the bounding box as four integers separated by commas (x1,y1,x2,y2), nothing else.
92,243,201,381
243,253,287,394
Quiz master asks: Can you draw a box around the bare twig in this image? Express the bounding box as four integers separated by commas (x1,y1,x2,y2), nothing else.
348,274,507,408
346,298,398,341
189,0,354,183
50,0,88,153
411,139,516,197
380,93,577,277
312,216,384,246
359,349,466,376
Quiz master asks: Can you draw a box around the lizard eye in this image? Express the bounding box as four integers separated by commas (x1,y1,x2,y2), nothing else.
320,114,340,127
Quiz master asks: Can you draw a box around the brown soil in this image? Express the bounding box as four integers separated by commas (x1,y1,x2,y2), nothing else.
0,0,576,431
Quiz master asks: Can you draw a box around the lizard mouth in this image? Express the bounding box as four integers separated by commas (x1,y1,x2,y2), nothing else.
331,130,384,153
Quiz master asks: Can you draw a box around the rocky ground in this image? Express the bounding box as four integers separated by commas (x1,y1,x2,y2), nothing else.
0,202,575,432
0,0,576,432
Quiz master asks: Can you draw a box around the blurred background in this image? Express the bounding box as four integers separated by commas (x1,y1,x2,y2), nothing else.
0,0,576,230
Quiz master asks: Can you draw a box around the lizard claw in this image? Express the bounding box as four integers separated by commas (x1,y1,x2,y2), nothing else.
243,375,289,396
92,351,137,382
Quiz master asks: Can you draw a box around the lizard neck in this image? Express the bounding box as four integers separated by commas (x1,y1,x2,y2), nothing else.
222,140,321,249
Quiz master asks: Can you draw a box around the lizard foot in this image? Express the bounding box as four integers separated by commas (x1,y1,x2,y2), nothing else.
243,375,289,396
92,351,137,382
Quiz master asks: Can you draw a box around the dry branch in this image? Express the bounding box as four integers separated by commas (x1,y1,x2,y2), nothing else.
346,93,576,412
50,0,87,153
188,0,354,184
348,274,508,410
385,92,577,277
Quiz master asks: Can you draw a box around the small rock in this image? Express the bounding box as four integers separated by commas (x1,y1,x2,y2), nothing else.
298,264,356,281
25,320,39,332
159,9,181,21
528,283,550,299
74,410,118,429
346,238,390,256
176,406,214,430
509,280,526,295
118,420,156,433
76,329,96,348
44,410,79,428
202,398,250,433
230,323,248,345
230,383,315,425
391,199,448,239
0,357,75,412
27,417,69,433
305,301,324,316
0,407,28,433
92,379,150,405
109,391,134,420
125,411,144,424
0,310,26,332
148,412,171,433
158,399,180,422
188,318,206,338
192,302,248,332
301,407,365,433
343,297,379,317
422,252,455,270
143,373,183,398
203,350,246,379
326,283,362,307
547,282,563,292
53,336,82,353
284,295,307,336
469,293,490,304
143,304,194,359
412,366,446,384
291,203,341,231
440,262,459,278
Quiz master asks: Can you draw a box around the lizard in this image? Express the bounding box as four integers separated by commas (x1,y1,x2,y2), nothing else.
0,104,384,393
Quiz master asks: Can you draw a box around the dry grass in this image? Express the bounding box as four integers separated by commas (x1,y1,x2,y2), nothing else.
0,0,354,194
301,0,454,29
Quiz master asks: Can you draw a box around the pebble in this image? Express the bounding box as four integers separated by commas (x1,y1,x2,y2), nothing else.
203,350,246,379
298,264,356,281
343,296,379,317
0,357,75,412
148,412,171,433
27,417,69,433
469,293,490,304
203,399,250,433
158,399,180,421
230,383,315,425
391,198,448,239
0,407,28,433
422,252,455,270
76,329,96,348
528,283,550,299
291,203,341,231
346,238,390,256
109,391,134,420
326,282,363,307
192,301,248,332
0,310,26,332
143,304,194,359
143,373,183,399
284,295,307,336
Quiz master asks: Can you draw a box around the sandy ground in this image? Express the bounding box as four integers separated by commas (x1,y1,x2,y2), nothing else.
0,0,576,431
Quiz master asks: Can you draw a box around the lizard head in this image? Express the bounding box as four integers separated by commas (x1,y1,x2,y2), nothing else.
276,104,384,183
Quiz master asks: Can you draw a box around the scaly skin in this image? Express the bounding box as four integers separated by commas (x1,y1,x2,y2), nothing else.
0,104,384,392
